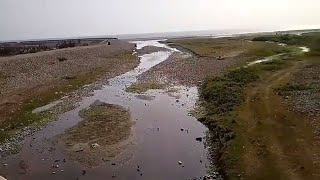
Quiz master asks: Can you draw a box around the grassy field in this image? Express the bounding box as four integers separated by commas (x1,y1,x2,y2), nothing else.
199,32,320,179
170,37,296,59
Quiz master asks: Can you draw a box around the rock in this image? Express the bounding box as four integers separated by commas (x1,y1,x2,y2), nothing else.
82,170,86,175
61,170,64,172
57,57,67,62
178,161,182,165
52,172,56,174
91,143,100,149
196,137,203,142
63,75,76,80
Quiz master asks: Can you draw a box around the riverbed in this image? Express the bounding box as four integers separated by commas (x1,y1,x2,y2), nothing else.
0,40,211,180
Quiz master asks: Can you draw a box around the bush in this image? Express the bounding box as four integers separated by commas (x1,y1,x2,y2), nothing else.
201,67,259,115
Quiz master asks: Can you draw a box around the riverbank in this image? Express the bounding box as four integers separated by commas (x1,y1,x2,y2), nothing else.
0,40,138,142
198,32,320,179
135,36,296,87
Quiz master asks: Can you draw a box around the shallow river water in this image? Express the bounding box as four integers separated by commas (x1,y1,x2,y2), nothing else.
0,40,211,180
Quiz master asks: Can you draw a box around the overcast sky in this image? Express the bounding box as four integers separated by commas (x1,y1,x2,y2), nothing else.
1,0,320,41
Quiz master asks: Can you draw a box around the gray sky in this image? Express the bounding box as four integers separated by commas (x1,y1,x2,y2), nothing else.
1,0,320,41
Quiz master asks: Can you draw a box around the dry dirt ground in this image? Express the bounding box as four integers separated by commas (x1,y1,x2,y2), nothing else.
228,60,320,179
59,100,133,167
0,40,138,132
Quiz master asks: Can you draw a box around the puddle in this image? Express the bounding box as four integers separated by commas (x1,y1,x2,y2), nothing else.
0,40,210,180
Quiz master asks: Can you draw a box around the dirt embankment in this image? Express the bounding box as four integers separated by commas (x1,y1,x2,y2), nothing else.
0,40,138,133
60,100,133,167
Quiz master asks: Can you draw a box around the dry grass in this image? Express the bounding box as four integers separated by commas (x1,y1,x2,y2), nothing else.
60,101,133,167
171,38,255,58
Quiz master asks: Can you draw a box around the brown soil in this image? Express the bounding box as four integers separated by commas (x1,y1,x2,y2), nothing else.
228,61,320,179
138,51,252,86
60,100,133,167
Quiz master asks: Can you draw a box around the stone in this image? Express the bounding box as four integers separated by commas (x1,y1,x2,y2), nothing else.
91,143,100,149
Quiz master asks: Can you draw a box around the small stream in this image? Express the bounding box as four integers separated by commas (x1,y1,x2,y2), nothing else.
0,40,211,180
247,46,310,66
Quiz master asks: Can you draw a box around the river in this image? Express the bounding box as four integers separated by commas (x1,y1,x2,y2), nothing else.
0,40,211,180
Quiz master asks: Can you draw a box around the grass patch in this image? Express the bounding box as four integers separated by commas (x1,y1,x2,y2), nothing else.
201,67,258,117
171,38,253,58
252,32,320,55
61,101,132,166
245,42,297,58
276,83,315,96
126,82,165,93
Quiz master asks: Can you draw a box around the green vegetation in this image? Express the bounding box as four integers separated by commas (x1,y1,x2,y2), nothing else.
252,32,320,55
245,42,297,57
126,82,166,93
171,38,253,58
276,83,316,96
171,37,297,59
201,68,258,115
200,31,320,179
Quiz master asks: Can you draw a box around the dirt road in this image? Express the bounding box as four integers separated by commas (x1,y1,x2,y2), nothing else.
233,61,320,179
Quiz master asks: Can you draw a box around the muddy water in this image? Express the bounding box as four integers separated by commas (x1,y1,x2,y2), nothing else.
0,40,210,180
